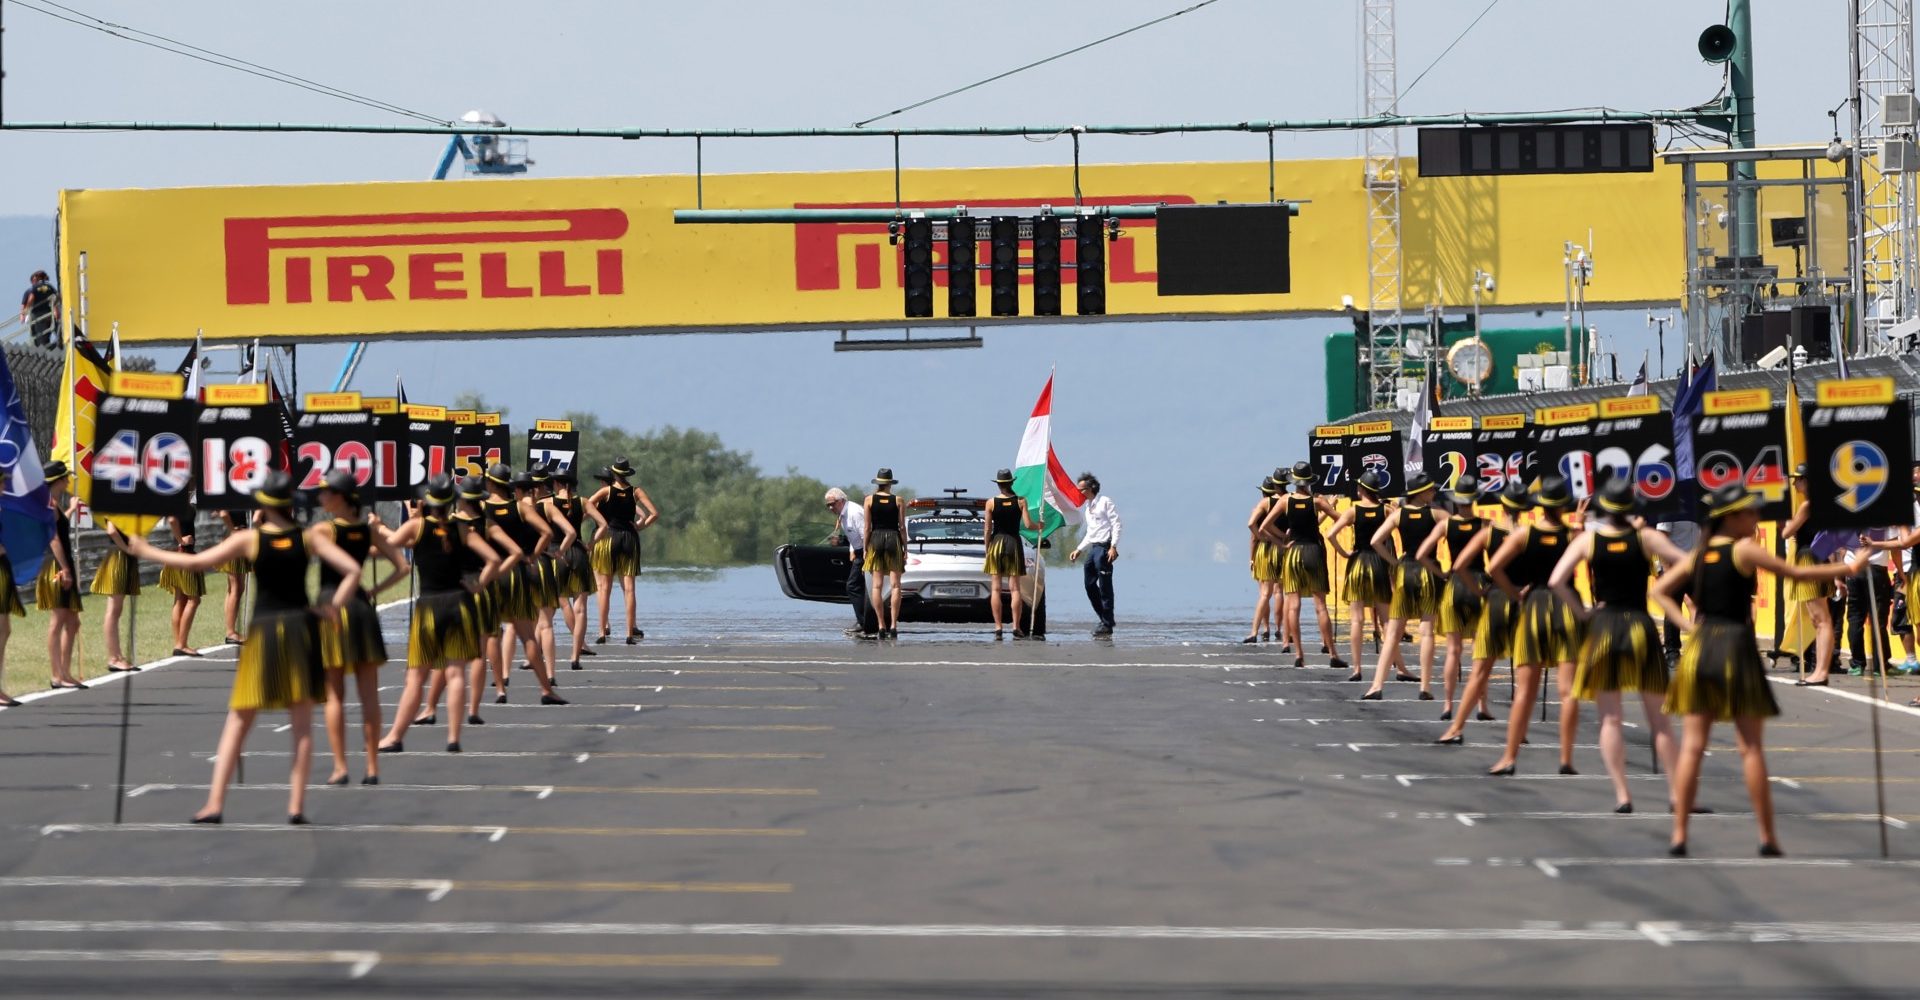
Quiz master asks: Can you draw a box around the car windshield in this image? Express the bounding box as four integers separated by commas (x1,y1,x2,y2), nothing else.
907,513,984,543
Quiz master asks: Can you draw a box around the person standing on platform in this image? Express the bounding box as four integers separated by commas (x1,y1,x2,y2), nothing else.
1069,472,1121,637
825,488,874,638
18,271,58,349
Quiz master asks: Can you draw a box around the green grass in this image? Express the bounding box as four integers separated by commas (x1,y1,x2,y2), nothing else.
3,574,249,697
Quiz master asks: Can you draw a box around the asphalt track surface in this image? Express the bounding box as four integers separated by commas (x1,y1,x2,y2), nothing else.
4,605,1920,998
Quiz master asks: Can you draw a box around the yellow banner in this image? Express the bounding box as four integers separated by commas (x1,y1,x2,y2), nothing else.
202,383,270,406
1817,377,1896,406
1480,413,1526,430
1347,420,1394,435
1704,388,1772,415
109,371,185,399
535,418,574,432
303,391,363,412
1428,416,1474,431
449,409,477,425
56,156,1695,343
1313,424,1347,438
1599,396,1660,418
475,412,501,426
1536,403,1597,426
362,395,400,414
405,403,447,421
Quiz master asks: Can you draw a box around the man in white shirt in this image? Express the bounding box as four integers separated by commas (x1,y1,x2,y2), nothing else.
1068,472,1121,636
826,488,874,637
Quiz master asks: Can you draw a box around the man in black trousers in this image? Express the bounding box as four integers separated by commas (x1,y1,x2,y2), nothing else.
826,488,875,638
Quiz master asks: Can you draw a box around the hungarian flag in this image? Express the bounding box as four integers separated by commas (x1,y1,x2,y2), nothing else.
1014,374,1086,543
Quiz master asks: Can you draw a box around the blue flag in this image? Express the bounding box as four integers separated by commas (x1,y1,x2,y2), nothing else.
1671,353,1718,521
0,351,54,584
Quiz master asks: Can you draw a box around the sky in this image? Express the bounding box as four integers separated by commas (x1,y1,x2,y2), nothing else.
0,0,1863,562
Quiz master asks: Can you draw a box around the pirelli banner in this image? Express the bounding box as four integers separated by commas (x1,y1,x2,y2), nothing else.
58,158,1685,344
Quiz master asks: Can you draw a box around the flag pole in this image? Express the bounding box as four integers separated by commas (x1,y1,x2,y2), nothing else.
1864,564,1891,858
1029,367,1054,638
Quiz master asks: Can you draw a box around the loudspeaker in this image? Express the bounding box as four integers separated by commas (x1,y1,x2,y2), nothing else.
1738,311,1791,364
1791,305,1833,359
1698,24,1736,63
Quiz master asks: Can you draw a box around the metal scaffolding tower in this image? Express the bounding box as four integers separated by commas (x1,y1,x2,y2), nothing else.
1362,0,1406,411
1854,0,1919,347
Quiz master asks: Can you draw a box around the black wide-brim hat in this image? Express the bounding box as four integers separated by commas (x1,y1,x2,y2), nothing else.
484,462,513,485
1595,476,1638,513
1532,474,1573,509
1405,472,1438,496
591,467,615,484
993,468,1014,484
320,470,361,499
1446,477,1479,504
873,467,897,485
610,457,636,477
255,471,295,509
1260,477,1278,494
456,475,489,501
41,459,69,483
421,474,457,507
1356,469,1388,494
1707,483,1761,517
1289,461,1314,483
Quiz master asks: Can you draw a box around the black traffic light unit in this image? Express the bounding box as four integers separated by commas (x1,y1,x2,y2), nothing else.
1075,217,1106,315
947,216,976,317
989,216,1021,317
902,216,935,318
1030,215,1062,316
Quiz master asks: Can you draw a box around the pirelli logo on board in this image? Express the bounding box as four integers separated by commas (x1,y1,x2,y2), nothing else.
223,209,629,307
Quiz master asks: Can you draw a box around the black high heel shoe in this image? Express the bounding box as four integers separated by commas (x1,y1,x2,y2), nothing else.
445,742,462,754
1345,672,1364,682
1329,657,1350,672
190,813,222,824
360,775,379,786
540,693,569,706
579,647,597,657
1668,841,1688,857
595,633,610,645
1434,735,1464,746
1359,690,1384,701
1559,764,1579,775
1475,711,1497,721
1439,709,1454,721
325,775,350,787
1293,655,1305,668
1759,842,1784,858
1488,763,1517,776
412,714,436,727
377,741,403,754
570,659,582,670
1417,691,1434,701
288,814,310,826
494,694,508,705
1239,635,1258,644
466,714,485,725
1614,801,1633,814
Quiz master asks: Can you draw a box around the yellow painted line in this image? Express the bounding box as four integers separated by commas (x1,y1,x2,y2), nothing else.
385,951,780,969
589,752,823,760
511,827,805,837
455,879,790,894
686,724,835,732
649,669,845,676
664,704,823,711
647,685,842,692
222,949,373,966
1776,776,1920,784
